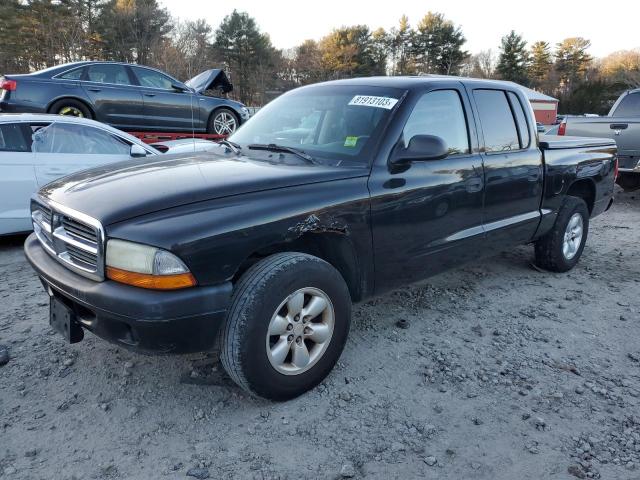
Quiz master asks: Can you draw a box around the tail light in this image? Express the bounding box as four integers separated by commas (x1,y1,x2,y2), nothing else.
557,121,566,136
0,79,17,91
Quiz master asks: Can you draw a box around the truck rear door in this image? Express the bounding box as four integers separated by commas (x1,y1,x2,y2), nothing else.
469,88,543,247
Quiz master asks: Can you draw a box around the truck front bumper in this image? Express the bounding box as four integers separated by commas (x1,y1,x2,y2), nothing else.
24,233,232,354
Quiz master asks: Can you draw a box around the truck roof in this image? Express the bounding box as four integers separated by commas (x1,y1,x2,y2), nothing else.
308,75,527,92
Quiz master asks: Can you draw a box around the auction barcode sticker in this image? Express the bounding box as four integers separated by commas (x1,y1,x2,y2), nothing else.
348,95,398,110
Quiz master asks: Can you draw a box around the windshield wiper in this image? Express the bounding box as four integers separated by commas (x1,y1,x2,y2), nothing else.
217,139,242,154
248,143,317,164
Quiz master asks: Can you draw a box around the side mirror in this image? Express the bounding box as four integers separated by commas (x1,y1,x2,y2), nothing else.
172,83,188,93
391,134,449,164
130,144,148,158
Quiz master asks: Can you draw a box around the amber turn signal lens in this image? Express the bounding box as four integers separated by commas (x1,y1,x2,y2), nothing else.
106,266,197,290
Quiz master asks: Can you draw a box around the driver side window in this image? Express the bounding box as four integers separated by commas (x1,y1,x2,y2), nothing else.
132,67,176,90
402,90,470,156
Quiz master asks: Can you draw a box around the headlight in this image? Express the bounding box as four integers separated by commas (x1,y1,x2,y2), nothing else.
241,106,250,117
105,239,196,290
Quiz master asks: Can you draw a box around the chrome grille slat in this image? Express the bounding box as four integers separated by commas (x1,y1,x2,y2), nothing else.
30,197,105,281
66,244,98,265
62,217,97,242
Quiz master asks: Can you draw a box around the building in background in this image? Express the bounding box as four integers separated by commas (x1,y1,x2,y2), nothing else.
506,82,559,125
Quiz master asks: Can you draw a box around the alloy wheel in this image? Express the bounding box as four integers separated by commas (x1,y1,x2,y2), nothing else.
265,287,335,375
213,111,237,135
58,106,84,117
562,212,584,260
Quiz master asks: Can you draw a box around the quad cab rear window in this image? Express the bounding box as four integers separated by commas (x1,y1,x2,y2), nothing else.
473,89,521,153
613,92,640,117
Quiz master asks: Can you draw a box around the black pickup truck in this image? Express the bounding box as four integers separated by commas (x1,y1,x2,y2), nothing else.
24,77,617,400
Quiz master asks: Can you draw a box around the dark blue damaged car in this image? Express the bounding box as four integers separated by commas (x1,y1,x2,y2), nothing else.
0,61,249,134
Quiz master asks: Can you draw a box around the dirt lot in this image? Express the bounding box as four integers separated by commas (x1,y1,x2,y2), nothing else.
1,188,639,480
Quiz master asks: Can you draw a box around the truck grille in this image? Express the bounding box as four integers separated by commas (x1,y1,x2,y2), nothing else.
62,216,98,244
31,198,104,281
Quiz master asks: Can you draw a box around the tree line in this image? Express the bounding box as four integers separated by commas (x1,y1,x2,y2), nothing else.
1,1,639,113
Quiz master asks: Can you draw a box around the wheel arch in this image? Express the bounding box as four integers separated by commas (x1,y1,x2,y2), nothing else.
232,232,364,302
46,96,96,118
566,178,596,215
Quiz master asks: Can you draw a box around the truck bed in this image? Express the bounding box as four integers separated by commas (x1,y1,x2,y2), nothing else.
540,135,617,150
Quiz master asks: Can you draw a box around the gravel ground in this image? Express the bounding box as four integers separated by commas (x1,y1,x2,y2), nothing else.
1,187,639,480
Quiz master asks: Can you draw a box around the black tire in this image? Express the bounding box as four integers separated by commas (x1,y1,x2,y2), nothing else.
534,196,589,272
207,107,239,135
220,252,352,400
617,173,640,192
49,99,92,119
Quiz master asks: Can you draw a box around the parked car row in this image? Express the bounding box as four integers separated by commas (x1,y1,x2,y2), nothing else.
557,88,640,191
0,62,250,135
0,114,221,235
22,76,617,400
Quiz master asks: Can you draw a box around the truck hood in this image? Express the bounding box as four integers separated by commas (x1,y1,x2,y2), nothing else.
39,152,367,226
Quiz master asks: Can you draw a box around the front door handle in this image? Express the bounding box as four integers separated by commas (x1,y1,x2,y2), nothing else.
144,93,156,97
610,123,628,130
88,88,101,92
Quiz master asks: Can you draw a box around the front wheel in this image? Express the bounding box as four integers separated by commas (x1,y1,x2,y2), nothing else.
534,196,589,272
207,108,239,135
220,252,352,400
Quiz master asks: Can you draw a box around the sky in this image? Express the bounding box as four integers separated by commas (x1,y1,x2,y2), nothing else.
160,0,639,58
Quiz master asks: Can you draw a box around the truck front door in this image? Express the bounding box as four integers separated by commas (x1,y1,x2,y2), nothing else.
470,88,543,249
369,84,486,293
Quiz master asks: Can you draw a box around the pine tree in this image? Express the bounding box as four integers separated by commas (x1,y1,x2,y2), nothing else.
318,25,378,78
214,10,279,104
528,41,553,89
496,30,529,85
413,12,467,75
555,37,592,94
389,15,414,75
370,28,390,75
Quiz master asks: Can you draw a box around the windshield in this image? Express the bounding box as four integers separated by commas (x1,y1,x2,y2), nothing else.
229,85,405,166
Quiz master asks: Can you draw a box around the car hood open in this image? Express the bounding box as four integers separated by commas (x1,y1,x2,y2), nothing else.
38,152,367,226
185,69,233,94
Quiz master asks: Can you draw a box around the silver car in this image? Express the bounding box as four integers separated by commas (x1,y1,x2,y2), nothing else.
0,114,163,234
0,114,228,235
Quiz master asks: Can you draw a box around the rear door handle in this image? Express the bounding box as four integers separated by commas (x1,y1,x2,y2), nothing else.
88,88,101,92
610,123,628,130
144,93,156,97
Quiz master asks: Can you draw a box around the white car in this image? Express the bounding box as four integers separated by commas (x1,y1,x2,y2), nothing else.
0,114,226,235
149,137,221,154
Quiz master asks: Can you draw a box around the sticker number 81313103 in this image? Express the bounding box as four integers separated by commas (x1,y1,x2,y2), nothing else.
348,95,399,110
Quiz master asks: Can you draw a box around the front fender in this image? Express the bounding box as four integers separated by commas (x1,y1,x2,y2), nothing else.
106,177,373,291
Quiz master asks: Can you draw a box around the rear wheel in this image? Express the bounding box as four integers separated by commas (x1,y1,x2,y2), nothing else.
207,108,238,135
49,99,92,119
220,252,352,400
534,196,589,272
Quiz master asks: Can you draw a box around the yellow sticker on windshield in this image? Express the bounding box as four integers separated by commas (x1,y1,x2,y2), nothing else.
344,136,358,147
